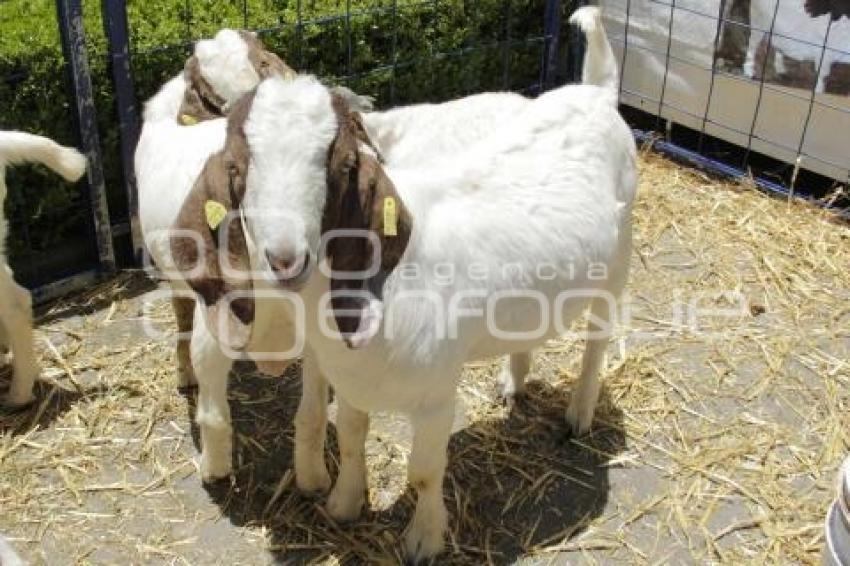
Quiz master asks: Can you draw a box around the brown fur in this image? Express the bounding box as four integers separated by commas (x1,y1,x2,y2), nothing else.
825,61,850,95
170,92,257,350
238,31,294,79
178,56,228,123
322,94,413,343
177,33,294,124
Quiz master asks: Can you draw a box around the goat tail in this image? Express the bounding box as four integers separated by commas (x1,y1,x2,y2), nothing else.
570,6,619,98
0,131,87,182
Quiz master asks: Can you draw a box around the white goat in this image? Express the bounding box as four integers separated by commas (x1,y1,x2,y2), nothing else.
147,8,618,491
138,29,374,387
0,131,87,408
137,29,301,389
138,29,377,489
178,7,636,561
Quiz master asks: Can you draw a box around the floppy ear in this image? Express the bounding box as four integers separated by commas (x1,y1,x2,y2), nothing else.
178,56,227,124
170,149,254,351
324,99,412,348
237,31,296,79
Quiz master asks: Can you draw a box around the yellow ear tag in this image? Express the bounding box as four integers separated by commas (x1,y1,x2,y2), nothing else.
383,197,398,237
205,200,228,230
180,114,199,126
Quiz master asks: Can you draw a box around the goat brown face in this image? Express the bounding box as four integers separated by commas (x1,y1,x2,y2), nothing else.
179,55,228,123
170,93,256,350
322,95,413,348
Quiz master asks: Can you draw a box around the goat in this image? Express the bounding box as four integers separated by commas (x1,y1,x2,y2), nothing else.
161,6,622,490
170,7,635,560
0,131,87,408
137,29,299,389
137,29,377,389
138,29,377,489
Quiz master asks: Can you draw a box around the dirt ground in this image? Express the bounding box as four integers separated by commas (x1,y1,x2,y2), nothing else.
1,153,848,565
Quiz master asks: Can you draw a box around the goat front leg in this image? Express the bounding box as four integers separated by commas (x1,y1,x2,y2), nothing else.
294,349,331,493
190,317,234,482
0,269,37,408
172,294,196,389
404,402,454,563
326,398,369,521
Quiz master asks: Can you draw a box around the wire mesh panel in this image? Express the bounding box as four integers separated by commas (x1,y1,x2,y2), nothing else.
0,1,109,291
598,0,850,209
98,0,575,253
118,0,564,130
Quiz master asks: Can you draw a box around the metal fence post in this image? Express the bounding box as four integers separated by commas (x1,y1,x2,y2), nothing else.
102,0,144,260
541,0,563,90
55,0,116,273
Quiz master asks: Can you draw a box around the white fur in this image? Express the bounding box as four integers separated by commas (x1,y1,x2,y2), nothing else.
0,534,25,566
0,131,87,407
361,7,617,166
571,6,619,93
238,16,632,558
140,12,624,527
136,29,360,491
135,30,313,487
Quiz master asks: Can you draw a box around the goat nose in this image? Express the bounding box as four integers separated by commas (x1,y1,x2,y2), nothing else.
266,249,309,281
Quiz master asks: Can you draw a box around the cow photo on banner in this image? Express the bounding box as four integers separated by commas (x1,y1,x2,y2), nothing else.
600,0,850,182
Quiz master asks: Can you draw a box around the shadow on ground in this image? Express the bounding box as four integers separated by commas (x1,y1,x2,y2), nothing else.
0,380,150,435
35,271,156,325
191,366,626,564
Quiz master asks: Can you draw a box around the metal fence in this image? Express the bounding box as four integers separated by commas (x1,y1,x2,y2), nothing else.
4,0,573,302
4,0,848,302
0,1,114,301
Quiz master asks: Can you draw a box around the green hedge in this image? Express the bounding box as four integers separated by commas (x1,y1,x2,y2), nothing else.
0,0,561,286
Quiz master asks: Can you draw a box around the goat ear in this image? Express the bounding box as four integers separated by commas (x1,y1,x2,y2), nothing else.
170,151,254,351
178,56,226,124
325,108,412,349
237,31,296,80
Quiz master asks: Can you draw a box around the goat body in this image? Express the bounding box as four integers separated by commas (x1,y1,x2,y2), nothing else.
216,8,637,561
163,7,632,560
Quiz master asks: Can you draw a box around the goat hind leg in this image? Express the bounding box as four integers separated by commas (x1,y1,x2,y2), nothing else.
0,272,37,408
566,220,631,435
500,351,531,405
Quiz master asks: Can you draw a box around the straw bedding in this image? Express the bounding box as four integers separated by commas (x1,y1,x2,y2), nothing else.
0,151,847,564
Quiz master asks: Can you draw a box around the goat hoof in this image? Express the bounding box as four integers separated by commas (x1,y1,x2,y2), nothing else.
254,359,289,377
2,392,35,411
296,466,331,495
199,456,232,483
403,515,445,565
326,485,365,522
176,367,197,390
565,401,593,436
0,384,35,411
499,389,526,412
